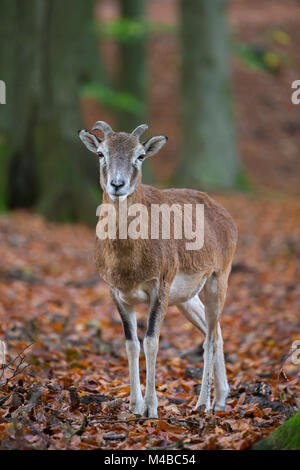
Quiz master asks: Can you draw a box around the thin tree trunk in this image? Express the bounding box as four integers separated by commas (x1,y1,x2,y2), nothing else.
118,0,146,132
179,0,240,190
36,0,101,223
0,0,39,208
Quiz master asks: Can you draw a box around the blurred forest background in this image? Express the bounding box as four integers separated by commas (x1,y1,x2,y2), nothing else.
0,0,299,451
0,0,299,223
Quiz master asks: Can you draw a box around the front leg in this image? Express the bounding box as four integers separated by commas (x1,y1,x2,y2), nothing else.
111,289,144,415
143,284,170,418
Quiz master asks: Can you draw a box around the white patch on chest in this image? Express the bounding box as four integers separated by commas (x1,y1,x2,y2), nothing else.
116,273,207,306
118,282,151,305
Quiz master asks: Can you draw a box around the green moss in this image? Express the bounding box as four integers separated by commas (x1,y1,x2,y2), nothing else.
253,411,300,450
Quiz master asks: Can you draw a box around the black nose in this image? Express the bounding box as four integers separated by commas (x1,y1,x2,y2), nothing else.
110,179,125,190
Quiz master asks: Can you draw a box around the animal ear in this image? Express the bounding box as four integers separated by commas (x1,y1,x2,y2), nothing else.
78,130,101,154
143,135,168,156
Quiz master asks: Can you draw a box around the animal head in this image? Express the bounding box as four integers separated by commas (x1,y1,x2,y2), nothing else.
78,121,167,200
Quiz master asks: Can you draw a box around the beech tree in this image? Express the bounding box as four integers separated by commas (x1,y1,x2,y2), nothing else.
0,0,105,223
179,0,241,189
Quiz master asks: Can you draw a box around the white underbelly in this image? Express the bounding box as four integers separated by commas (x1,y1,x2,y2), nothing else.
117,272,206,306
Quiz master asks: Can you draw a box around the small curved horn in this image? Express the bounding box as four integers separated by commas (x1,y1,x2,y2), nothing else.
131,124,148,139
92,121,114,137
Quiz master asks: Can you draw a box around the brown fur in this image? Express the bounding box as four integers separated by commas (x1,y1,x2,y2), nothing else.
95,183,238,292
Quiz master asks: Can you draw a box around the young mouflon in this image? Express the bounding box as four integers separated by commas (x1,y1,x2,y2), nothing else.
78,121,238,418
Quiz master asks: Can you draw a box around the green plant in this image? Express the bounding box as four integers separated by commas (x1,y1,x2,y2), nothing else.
80,82,145,115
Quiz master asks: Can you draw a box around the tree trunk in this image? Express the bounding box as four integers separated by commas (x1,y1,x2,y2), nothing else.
117,0,146,132
0,0,105,223
0,0,39,209
179,0,241,190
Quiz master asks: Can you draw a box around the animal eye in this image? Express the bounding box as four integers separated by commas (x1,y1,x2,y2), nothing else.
137,154,145,161
97,152,104,158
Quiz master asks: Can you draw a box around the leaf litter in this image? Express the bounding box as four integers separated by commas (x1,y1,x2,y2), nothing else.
0,194,299,449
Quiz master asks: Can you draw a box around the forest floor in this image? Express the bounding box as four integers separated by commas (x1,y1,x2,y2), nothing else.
0,193,299,450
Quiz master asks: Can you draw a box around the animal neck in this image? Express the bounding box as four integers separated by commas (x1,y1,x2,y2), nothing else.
100,183,147,246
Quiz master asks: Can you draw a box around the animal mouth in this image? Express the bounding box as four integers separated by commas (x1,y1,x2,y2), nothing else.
109,191,128,201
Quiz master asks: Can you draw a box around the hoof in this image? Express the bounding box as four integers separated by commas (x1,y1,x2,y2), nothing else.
143,403,158,418
212,403,226,413
194,401,211,413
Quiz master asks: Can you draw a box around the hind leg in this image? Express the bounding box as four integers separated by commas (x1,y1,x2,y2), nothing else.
177,278,229,412
177,295,206,336
196,271,229,411
212,323,229,411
